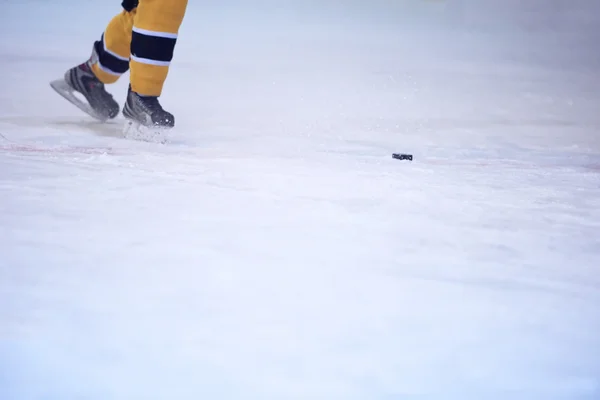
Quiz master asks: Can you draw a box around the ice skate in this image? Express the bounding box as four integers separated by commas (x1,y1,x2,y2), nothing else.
122,86,175,143
50,45,120,122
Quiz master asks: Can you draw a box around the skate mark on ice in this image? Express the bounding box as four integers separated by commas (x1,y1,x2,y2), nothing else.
0,143,120,155
51,119,124,139
0,116,124,139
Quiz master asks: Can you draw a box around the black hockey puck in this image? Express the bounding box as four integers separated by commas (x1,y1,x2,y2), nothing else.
392,153,413,161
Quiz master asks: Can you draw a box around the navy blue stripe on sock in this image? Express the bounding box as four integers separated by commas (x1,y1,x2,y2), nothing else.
95,36,130,74
131,30,176,63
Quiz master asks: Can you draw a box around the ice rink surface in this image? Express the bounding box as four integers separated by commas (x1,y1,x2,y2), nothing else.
1,1,599,399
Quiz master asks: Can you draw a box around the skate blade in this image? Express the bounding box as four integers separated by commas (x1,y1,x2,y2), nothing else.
122,119,172,144
50,78,108,122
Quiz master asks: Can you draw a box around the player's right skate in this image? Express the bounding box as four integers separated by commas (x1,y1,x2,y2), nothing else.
122,85,175,143
50,44,120,122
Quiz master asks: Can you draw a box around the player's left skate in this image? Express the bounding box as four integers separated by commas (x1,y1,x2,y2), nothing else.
122,85,175,143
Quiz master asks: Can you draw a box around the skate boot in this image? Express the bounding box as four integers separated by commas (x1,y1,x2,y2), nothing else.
50,47,120,122
122,86,175,143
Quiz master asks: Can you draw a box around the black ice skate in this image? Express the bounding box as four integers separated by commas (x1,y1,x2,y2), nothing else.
122,86,175,143
122,86,174,128
50,47,120,122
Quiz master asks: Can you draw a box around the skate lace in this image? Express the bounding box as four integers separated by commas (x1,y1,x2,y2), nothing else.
85,75,115,101
80,64,115,100
138,95,163,113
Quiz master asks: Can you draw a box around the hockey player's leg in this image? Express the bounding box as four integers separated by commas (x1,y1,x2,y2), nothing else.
51,8,135,121
123,0,188,132
89,10,135,85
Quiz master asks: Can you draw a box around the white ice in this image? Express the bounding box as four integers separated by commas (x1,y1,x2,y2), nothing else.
1,0,600,399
